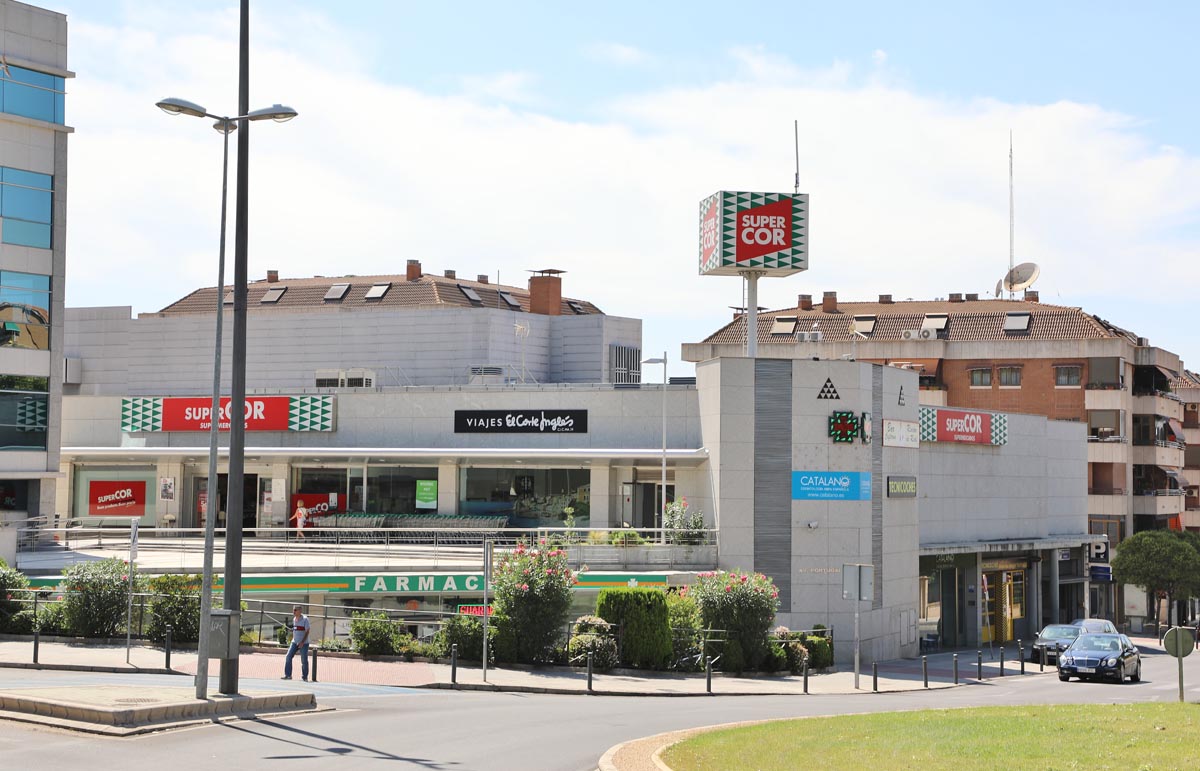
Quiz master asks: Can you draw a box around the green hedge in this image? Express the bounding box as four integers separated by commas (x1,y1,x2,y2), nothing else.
146,574,203,644
595,588,672,669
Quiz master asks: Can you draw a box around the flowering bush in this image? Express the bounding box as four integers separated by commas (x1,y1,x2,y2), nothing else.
0,564,29,631
664,497,706,545
62,558,148,638
687,569,779,672
492,538,577,664
665,590,703,671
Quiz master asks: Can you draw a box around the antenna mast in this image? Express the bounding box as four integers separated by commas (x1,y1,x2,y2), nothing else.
793,119,800,194
1008,131,1014,299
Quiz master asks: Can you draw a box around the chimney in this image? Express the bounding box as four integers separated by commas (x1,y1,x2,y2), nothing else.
878,294,893,304
477,274,489,284
798,294,813,311
444,269,456,279
966,293,979,301
1024,290,1039,302
406,260,421,281
949,293,964,303
266,270,279,283
822,291,838,313
529,270,563,316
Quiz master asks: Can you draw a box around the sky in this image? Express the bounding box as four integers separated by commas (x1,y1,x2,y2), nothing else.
55,1,1200,378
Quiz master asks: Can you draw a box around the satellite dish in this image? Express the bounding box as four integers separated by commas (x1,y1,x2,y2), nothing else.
994,279,1003,298
1002,262,1041,292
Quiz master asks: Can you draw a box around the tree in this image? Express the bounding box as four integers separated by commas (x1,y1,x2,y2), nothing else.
1111,530,1200,627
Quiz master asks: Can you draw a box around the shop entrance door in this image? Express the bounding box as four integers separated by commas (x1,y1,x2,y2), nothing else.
191,474,259,536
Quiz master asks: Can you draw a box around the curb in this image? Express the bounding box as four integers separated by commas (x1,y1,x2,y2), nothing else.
0,661,181,676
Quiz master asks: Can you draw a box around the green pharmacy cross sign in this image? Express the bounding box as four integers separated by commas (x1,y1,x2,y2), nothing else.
829,411,861,443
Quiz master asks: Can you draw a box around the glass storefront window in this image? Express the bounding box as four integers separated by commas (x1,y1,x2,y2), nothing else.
73,467,156,525
367,466,437,514
460,467,590,526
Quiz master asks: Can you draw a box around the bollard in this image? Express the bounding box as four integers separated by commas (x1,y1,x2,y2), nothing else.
922,655,928,688
953,653,959,685
311,646,318,683
872,662,878,693
165,625,173,670
977,650,983,680
802,657,809,694
1019,643,1025,675
706,656,713,695
1040,645,1045,672
451,643,458,684
587,652,594,693
32,593,39,664
999,647,1005,677
33,629,39,664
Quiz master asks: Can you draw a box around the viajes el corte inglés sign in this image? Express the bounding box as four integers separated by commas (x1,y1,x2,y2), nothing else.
698,191,809,276
919,407,1007,445
454,409,587,433
121,396,334,432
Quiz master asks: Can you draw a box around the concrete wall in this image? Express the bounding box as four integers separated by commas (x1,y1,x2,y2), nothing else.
63,305,642,394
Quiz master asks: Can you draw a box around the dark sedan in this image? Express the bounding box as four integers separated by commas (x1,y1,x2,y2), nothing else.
1030,624,1081,662
1057,633,1141,683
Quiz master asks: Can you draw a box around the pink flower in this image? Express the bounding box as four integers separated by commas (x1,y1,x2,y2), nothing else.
724,585,732,593
520,583,529,591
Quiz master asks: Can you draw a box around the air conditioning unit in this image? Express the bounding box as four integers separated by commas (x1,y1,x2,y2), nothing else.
918,329,935,340
469,365,505,385
806,331,823,342
900,330,919,340
343,368,375,388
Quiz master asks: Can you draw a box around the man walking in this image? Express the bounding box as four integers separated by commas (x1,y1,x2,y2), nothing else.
282,605,310,681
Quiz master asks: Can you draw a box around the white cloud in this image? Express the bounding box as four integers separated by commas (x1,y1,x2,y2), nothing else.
585,42,650,66
61,6,1200,374
872,49,888,66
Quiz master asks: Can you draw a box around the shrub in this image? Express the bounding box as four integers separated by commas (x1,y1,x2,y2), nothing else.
492,539,576,664
62,558,148,638
567,616,618,670
316,637,352,653
771,626,810,673
664,497,707,545
719,638,746,673
761,641,788,672
349,610,401,656
6,608,34,634
687,569,780,672
803,634,833,669
146,574,203,644
434,613,497,662
665,591,703,671
276,625,290,646
0,565,29,631
609,530,645,546
596,588,672,669
36,600,67,635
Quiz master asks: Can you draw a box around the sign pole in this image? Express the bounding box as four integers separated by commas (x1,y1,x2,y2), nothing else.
843,563,873,690
482,540,492,683
854,598,860,690
125,519,138,663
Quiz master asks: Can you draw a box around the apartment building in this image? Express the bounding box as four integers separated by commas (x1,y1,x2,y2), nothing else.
683,289,1187,622
0,1,70,528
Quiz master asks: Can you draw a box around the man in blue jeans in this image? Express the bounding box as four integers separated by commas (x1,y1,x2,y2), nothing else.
282,605,310,681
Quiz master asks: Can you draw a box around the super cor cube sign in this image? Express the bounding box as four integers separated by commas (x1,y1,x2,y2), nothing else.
699,191,809,276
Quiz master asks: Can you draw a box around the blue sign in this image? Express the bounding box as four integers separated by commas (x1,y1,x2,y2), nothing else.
1089,565,1112,583
792,471,872,501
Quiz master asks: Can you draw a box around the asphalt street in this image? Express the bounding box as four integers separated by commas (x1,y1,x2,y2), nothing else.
0,645,1196,771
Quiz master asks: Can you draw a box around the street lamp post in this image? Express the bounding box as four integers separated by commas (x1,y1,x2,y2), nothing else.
642,353,668,540
155,95,296,700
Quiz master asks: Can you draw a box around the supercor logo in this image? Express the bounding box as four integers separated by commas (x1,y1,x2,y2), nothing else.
796,474,851,488
944,413,983,434
97,488,135,504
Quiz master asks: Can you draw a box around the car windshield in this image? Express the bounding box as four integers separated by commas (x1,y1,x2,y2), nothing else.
1041,625,1080,638
1073,635,1120,652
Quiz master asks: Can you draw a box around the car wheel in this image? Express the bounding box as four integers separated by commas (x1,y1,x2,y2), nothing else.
1131,662,1141,683
1058,673,1070,682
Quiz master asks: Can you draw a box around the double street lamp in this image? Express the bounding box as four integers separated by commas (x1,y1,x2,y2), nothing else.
155,96,296,700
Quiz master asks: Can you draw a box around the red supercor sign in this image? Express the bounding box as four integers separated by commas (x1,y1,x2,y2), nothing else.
936,409,992,444
88,480,146,517
162,397,292,432
735,197,794,263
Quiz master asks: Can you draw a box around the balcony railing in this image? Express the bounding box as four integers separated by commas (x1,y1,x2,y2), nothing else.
1087,488,1126,495
1132,488,1186,497
1087,434,1127,443
1085,382,1125,391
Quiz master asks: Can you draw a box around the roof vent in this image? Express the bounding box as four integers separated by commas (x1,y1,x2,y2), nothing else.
444,269,456,279
966,293,979,301
949,293,964,303
266,270,279,283
878,294,893,304
798,294,813,311
1024,289,1039,302
406,260,421,281
822,291,837,313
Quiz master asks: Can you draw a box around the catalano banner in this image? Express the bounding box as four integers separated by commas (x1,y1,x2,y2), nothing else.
699,191,809,276
121,395,334,432
792,471,872,501
88,480,147,516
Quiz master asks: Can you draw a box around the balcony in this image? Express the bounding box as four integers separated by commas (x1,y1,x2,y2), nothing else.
1132,392,1184,421
1084,388,1127,411
1180,509,1200,530
1131,442,1185,468
1088,493,1130,519
1132,491,1185,517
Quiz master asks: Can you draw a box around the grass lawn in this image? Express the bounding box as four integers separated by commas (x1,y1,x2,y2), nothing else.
661,703,1199,771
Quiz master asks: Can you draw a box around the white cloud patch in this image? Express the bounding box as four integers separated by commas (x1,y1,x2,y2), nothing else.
586,42,650,66
61,7,1200,372
872,49,888,66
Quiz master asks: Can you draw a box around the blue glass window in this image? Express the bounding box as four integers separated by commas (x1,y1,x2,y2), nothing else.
0,166,53,249
0,392,48,450
0,271,51,351
0,64,66,124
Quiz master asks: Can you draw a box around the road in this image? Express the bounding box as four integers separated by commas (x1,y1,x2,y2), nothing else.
0,646,1195,771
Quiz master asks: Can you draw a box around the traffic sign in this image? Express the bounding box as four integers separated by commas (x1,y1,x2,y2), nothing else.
1163,627,1194,658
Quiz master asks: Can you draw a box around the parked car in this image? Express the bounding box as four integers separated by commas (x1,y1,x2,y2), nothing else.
1031,623,1082,662
1071,618,1119,634
1057,633,1141,683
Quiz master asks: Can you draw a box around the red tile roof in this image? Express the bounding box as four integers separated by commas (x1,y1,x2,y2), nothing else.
701,298,1117,345
153,272,601,316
